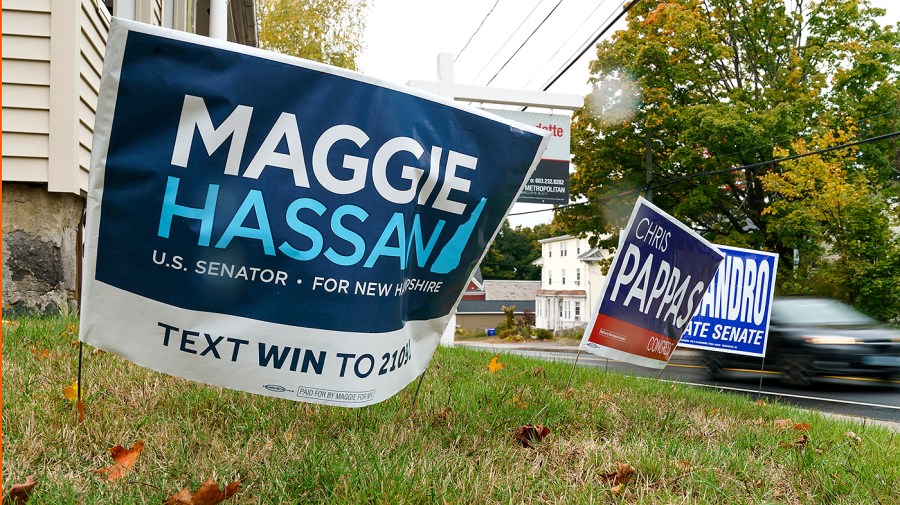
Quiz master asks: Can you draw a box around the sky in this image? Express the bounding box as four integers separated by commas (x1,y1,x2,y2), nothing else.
357,0,900,227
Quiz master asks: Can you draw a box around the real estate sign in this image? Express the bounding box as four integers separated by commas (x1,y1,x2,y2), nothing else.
677,246,779,357
579,197,724,369
80,19,549,407
484,109,570,205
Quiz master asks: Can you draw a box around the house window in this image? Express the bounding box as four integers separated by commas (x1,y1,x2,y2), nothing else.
575,270,581,286
577,241,581,255
561,269,566,285
548,245,552,258
575,301,581,319
558,302,563,318
548,270,552,286
560,242,567,257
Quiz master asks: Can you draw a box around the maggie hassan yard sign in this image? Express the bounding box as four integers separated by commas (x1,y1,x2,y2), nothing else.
80,19,549,407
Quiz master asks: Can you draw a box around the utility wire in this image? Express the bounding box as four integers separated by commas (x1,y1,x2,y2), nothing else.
471,0,549,84
508,129,900,217
485,0,566,87
455,0,501,62
541,0,640,92
523,0,616,89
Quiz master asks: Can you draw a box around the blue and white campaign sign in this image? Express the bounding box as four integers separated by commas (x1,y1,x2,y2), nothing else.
579,197,724,369
677,246,779,357
80,19,549,407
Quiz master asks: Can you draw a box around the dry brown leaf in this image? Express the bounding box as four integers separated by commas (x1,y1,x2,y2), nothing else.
845,431,862,444
94,441,144,481
599,462,636,487
166,478,240,505
757,399,767,407
676,459,691,472
774,419,793,430
31,348,51,359
513,424,550,448
708,407,720,416
610,484,624,494
779,434,809,450
487,355,505,374
5,475,37,504
533,367,544,376
77,401,86,423
794,422,811,431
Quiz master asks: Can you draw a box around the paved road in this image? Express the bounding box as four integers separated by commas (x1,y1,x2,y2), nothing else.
455,340,900,429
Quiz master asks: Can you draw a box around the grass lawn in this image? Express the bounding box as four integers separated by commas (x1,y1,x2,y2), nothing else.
3,316,899,504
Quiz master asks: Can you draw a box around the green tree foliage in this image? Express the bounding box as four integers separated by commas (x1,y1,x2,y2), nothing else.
481,220,560,280
761,125,900,320
561,0,900,319
257,0,367,70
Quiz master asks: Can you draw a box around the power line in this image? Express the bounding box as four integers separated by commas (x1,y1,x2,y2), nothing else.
523,0,617,89
485,0,566,87
508,129,900,217
455,0,501,63
541,0,640,92
471,0,550,85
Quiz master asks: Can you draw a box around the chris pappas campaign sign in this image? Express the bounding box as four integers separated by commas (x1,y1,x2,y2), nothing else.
677,246,779,357
579,197,724,369
80,19,549,407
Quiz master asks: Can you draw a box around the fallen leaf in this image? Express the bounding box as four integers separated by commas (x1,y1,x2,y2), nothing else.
757,399,767,407
774,419,793,430
676,459,691,472
513,424,550,448
845,431,862,444
91,348,106,356
77,401,86,423
166,478,240,505
610,484,624,494
708,407,720,416
4,475,37,504
533,367,543,375
794,423,811,431
94,441,144,481
63,382,79,402
487,355,505,374
755,479,764,488
779,434,808,450
512,395,528,409
814,447,824,454
599,462,636,486
31,348,51,359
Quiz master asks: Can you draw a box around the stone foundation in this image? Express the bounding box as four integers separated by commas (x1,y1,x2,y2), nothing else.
2,183,84,315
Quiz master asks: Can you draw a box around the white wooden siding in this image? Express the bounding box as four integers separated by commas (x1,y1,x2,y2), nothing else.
76,0,110,192
2,2,52,184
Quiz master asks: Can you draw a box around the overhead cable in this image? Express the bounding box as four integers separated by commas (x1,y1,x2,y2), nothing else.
471,0,550,84
541,0,640,92
455,0,501,62
485,0,566,87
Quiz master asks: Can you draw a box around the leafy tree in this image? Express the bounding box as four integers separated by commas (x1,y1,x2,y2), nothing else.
561,0,898,245
560,0,900,318
761,124,900,319
481,220,560,280
257,0,367,70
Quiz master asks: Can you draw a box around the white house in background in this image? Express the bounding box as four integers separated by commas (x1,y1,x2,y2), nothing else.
534,234,611,331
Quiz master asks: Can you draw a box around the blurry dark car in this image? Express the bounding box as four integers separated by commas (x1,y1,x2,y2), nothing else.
703,297,900,386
